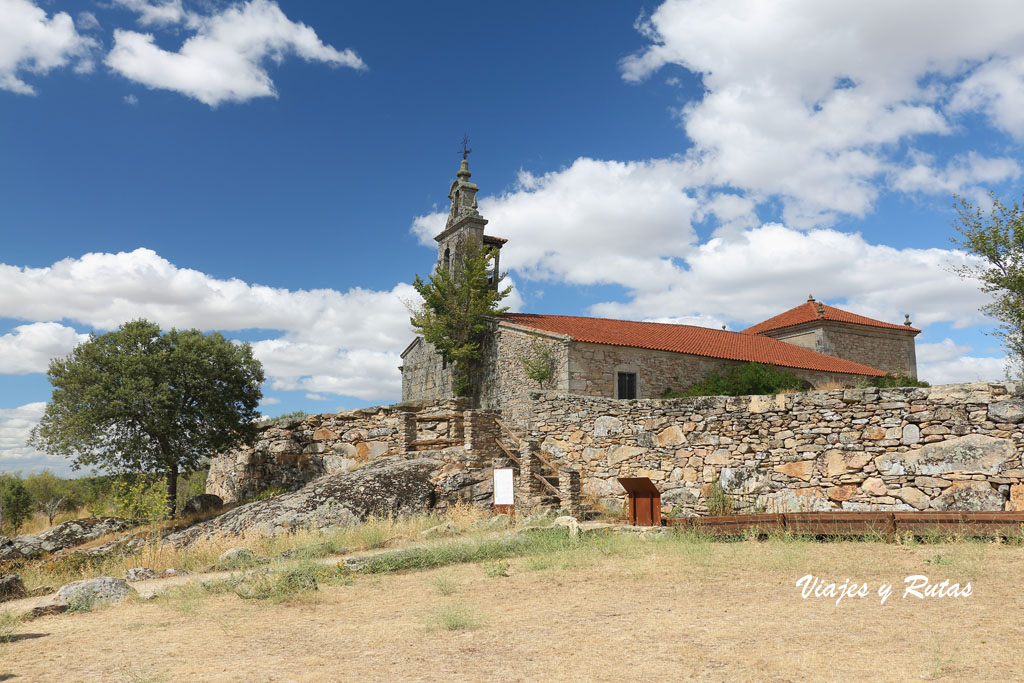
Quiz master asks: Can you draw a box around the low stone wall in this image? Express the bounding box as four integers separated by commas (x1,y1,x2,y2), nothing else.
526,383,1024,515
207,400,469,504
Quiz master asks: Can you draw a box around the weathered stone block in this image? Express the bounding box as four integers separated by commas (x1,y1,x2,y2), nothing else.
825,485,856,502
861,477,887,496
894,487,930,510
773,461,814,481
608,445,645,466
657,425,685,447
931,481,1005,511
876,435,1015,476
901,424,920,445
988,398,1024,424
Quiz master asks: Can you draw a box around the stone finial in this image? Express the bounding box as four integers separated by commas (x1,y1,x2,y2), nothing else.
904,313,912,326
807,294,815,302
456,158,471,180
817,302,825,318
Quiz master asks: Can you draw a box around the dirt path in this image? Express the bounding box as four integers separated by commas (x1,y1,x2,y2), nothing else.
4,539,1023,681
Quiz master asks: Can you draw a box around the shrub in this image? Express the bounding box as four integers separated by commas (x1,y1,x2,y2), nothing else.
873,373,930,388
430,603,481,631
662,363,810,398
0,477,32,535
519,341,557,387
705,479,735,516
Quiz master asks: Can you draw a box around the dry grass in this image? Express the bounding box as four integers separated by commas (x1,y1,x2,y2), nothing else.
14,507,503,592
4,532,1023,681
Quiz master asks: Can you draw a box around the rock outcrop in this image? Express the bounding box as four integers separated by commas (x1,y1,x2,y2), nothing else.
165,457,489,546
0,518,132,561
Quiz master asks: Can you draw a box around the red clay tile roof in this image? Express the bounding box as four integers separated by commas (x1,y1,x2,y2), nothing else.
499,313,886,376
741,301,921,335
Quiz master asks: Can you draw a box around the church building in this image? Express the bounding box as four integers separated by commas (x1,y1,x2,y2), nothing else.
400,159,920,423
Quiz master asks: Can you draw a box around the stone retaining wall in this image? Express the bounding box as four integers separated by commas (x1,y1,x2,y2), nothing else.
525,383,1024,515
207,400,469,504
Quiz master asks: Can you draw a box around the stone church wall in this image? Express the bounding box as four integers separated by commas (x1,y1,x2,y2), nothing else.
566,342,869,399
478,325,571,426
401,339,455,405
766,322,917,377
525,383,1024,515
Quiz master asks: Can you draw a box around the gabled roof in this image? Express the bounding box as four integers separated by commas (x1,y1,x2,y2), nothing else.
741,301,921,335
499,313,886,377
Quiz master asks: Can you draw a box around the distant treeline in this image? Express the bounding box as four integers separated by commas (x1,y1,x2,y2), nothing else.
0,469,208,536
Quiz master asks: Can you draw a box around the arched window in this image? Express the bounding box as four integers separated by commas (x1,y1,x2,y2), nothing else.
443,247,451,271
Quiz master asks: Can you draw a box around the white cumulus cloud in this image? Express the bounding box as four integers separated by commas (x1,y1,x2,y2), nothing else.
916,338,1007,384
0,248,419,401
621,0,1024,226
0,0,98,95
111,0,186,28
0,323,89,374
105,0,366,106
0,403,77,476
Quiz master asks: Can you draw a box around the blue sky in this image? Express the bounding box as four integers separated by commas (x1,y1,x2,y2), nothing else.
2,0,1023,475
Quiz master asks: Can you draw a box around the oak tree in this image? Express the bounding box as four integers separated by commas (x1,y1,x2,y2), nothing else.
950,190,1024,378
28,320,264,516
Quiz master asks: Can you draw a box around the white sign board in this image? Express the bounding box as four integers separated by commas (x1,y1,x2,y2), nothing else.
493,468,514,506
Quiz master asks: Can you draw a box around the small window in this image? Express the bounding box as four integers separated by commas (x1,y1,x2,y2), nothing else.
617,372,637,399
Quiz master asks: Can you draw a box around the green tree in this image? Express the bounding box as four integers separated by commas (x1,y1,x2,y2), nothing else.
28,320,264,516
410,239,511,396
0,476,32,535
950,190,1024,377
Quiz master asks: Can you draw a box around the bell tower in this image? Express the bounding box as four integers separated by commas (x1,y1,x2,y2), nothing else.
433,145,506,284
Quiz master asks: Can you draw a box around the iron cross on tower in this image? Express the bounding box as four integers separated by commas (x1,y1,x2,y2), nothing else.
460,135,472,160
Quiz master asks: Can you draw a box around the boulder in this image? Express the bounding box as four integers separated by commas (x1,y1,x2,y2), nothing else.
32,576,138,616
164,458,484,547
182,494,223,516
0,517,133,561
930,481,1005,511
0,575,26,602
875,435,1015,476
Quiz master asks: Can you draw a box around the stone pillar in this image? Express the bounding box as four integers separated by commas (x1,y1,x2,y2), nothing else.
463,410,497,458
517,438,542,509
398,412,417,452
558,467,582,518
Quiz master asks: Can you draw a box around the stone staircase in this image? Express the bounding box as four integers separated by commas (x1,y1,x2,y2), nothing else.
495,418,581,515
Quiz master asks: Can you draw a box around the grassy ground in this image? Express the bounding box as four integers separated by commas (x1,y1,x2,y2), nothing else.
2,524,1022,682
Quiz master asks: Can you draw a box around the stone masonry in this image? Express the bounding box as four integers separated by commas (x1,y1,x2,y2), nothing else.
208,400,467,503
525,383,1024,515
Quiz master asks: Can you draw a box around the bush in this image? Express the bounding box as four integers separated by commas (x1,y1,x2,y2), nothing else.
662,363,810,398
873,373,930,388
705,479,735,516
